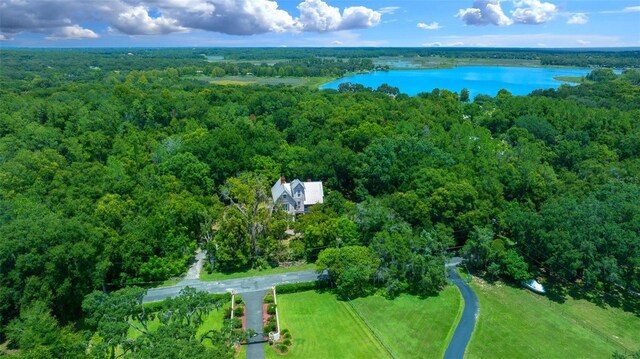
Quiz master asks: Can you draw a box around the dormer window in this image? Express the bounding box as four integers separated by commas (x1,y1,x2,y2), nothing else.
283,194,287,199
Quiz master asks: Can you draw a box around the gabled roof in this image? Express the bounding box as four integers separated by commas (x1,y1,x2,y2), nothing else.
290,179,304,191
302,181,324,205
271,179,291,203
271,178,324,206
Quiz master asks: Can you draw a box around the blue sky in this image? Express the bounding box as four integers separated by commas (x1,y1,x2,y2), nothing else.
1,0,639,47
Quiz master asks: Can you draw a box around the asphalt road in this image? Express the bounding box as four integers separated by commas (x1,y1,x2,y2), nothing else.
143,270,320,303
243,290,266,359
443,266,479,359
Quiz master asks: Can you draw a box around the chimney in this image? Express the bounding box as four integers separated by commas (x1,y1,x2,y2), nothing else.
280,176,286,184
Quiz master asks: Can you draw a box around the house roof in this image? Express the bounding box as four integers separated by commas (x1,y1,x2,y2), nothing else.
271,178,324,206
271,179,291,203
302,181,324,205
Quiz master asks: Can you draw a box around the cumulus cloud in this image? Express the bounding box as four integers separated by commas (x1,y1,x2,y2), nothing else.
46,25,100,39
297,0,342,31
172,0,298,35
341,6,381,30
511,0,557,24
576,39,590,45
417,22,441,30
297,0,380,32
457,0,513,26
567,13,588,25
330,40,343,45
422,42,442,47
111,6,186,35
0,0,381,39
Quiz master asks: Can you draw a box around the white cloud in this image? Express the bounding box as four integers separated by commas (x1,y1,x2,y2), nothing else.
567,13,588,25
111,6,186,35
297,0,342,31
457,0,513,26
600,6,640,14
0,34,9,41
511,0,557,24
0,0,381,38
331,40,343,45
434,33,620,47
417,22,441,30
46,25,100,39
422,42,442,47
341,6,381,30
378,6,400,14
297,0,380,32
576,39,590,45
449,42,465,46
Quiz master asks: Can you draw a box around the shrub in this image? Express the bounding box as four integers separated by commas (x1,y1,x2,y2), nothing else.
281,328,290,335
276,344,289,353
263,324,276,333
226,318,242,329
143,301,165,313
224,307,233,319
234,296,243,305
233,305,244,317
276,281,322,294
283,332,292,339
267,316,276,325
267,303,277,315
283,339,292,346
263,294,274,303
204,263,214,274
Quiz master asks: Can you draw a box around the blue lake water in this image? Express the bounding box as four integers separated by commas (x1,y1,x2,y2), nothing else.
320,66,593,98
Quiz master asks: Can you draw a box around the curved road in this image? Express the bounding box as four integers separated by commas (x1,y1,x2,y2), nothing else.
444,263,479,359
143,257,479,359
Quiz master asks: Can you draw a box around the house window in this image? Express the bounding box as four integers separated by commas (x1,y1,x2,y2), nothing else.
297,201,302,208
283,194,287,199
284,204,289,211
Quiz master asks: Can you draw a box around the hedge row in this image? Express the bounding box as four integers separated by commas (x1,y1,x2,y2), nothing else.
275,281,328,294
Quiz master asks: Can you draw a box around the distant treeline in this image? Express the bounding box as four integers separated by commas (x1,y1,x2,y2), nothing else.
2,48,639,81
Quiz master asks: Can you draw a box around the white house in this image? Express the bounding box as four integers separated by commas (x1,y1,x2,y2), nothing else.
271,177,324,215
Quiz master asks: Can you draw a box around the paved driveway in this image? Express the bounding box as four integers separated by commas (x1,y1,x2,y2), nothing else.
443,266,479,359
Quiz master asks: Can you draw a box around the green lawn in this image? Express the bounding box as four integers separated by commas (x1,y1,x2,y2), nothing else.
125,308,226,344
350,286,462,359
185,75,335,89
264,291,391,359
466,278,640,358
200,263,316,282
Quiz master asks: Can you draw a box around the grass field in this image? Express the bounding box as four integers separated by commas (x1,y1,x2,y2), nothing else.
466,278,640,358
186,75,334,89
349,286,462,359
264,290,391,359
200,263,315,282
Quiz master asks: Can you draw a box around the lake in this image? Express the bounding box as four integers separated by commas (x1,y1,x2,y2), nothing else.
320,66,593,98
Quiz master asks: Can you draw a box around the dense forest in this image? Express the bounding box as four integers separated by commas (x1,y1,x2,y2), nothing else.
0,49,639,356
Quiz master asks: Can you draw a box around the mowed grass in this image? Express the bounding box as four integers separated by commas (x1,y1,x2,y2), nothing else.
185,75,335,89
264,291,391,359
467,278,640,359
200,263,315,282
350,286,462,359
126,308,226,346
